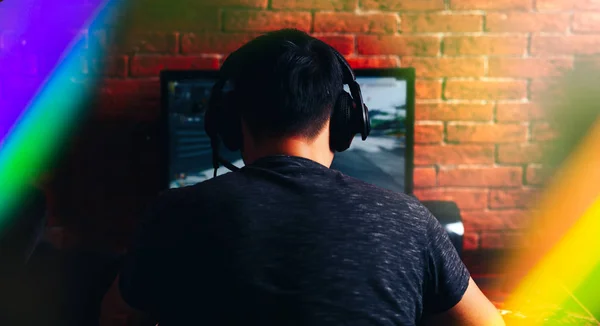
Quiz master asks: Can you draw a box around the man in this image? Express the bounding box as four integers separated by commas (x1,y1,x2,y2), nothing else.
119,29,504,326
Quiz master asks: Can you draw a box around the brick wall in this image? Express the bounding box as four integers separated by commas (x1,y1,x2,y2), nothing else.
3,0,598,253
106,0,598,252
1,1,598,324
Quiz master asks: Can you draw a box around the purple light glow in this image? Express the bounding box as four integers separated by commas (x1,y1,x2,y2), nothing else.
0,0,106,142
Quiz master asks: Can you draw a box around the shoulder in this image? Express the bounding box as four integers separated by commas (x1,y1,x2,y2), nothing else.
335,173,434,227
154,172,243,207
141,174,242,233
343,173,429,214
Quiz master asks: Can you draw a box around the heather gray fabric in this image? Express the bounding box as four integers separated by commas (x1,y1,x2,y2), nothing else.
120,155,470,326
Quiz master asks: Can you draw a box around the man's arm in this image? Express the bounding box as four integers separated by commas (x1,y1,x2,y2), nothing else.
420,203,505,326
423,278,505,326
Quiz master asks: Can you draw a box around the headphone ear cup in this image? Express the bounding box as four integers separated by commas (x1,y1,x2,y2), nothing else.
330,91,355,152
218,92,243,152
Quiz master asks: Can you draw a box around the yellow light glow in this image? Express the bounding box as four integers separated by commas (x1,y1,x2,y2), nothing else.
504,118,600,322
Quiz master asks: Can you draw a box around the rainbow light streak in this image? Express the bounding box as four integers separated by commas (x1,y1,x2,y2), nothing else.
505,118,600,321
0,1,117,228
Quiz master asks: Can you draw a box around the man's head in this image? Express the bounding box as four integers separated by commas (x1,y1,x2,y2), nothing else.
220,29,346,166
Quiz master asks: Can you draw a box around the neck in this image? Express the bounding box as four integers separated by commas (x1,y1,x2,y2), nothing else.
243,136,334,168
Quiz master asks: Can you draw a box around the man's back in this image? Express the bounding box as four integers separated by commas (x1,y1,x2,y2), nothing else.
120,156,470,325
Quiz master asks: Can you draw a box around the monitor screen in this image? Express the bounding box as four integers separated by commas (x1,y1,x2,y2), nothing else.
331,77,411,193
161,69,415,193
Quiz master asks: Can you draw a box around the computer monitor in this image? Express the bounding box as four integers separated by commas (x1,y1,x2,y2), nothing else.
160,68,415,194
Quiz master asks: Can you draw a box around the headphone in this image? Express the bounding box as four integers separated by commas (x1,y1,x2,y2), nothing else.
204,44,371,177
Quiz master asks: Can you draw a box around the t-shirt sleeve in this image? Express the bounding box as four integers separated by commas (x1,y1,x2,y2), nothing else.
423,208,471,315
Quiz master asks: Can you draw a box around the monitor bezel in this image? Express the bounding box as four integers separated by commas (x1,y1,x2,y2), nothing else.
159,68,416,194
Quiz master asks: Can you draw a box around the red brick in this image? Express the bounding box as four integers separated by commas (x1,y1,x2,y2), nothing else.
532,35,600,55
531,79,572,105
445,80,528,101
223,11,312,32
203,0,268,7
414,145,495,165
496,102,544,122
486,13,570,33
97,79,160,98
272,0,358,10
357,35,440,56
181,33,260,54
107,32,178,54
537,0,600,10
361,0,445,10
414,188,489,211
416,103,494,121
497,143,545,164
416,79,442,100
528,104,547,121
401,14,483,33
130,56,220,77
573,13,600,33
314,35,355,56
490,188,541,209
314,13,398,34
481,231,529,249
95,79,161,116
415,123,444,143
122,4,220,32
530,79,565,102
451,0,532,10
443,36,527,56
414,167,437,188
403,57,485,78
463,232,480,251
536,0,573,9
346,56,400,69
526,165,549,185
531,122,558,141
439,166,523,187
86,56,129,77
576,0,600,9
447,123,527,143
462,210,529,231
488,58,573,78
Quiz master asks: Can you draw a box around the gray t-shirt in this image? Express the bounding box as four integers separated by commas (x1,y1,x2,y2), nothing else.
120,155,470,325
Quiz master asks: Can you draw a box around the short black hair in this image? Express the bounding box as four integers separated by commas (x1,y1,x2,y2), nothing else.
222,29,344,141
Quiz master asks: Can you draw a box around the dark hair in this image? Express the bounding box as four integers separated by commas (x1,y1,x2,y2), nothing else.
223,29,344,141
